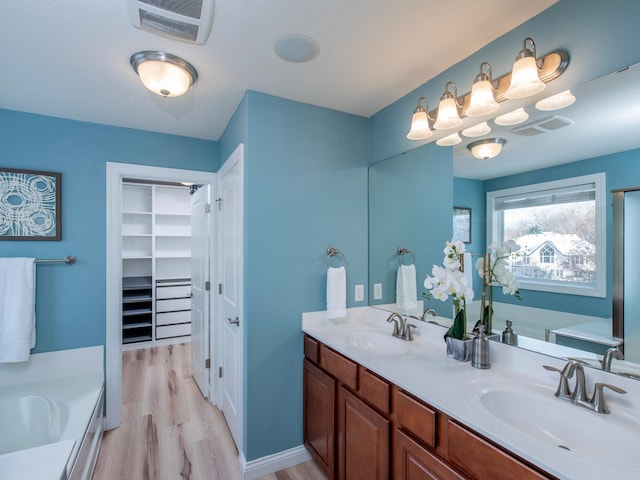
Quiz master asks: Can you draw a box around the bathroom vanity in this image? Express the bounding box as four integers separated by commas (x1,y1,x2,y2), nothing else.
302,307,640,480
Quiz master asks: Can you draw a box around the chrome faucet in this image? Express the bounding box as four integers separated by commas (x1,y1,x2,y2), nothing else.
600,347,624,371
544,360,627,414
408,308,440,326
386,313,416,341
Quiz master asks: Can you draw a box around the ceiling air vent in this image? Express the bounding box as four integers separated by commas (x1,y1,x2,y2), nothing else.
509,115,575,136
128,0,214,45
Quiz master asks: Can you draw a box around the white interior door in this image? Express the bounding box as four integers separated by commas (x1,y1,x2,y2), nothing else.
217,144,244,452
191,185,211,397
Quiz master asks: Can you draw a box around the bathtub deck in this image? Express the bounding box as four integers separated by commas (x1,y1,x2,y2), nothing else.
92,343,326,480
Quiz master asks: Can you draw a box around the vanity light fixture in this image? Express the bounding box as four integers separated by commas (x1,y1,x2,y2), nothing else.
436,132,462,146
406,37,569,143
130,51,198,97
494,107,529,126
535,90,576,111
433,82,463,130
467,138,506,160
461,121,491,138
504,37,546,99
466,62,500,117
406,97,435,140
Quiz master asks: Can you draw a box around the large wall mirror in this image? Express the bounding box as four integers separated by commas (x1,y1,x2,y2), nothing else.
369,61,640,379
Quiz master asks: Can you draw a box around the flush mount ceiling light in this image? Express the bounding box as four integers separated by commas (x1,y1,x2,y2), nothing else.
494,107,529,126
406,37,568,143
535,90,577,111
461,121,491,138
406,97,434,140
466,62,500,117
130,51,198,97
274,34,320,63
436,132,462,147
467,138,507,160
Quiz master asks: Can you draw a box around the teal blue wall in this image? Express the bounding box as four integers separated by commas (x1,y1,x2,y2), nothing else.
369,144,452,308
0,109,218,353
219,92,369,460
369,0,640,164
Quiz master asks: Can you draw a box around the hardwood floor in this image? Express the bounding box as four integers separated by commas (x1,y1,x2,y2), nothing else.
92,343,327,480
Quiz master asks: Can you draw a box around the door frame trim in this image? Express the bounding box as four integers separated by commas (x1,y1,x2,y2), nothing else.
106,162,216,429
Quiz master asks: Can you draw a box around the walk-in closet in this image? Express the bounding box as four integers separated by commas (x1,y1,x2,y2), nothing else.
121,181,193,349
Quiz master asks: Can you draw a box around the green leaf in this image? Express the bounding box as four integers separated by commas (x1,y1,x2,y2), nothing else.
444,308,466,341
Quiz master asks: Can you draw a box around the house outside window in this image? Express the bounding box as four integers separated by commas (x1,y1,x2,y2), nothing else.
487,173,606,297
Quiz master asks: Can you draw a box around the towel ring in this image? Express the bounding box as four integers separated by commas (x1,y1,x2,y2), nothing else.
397,247,415,266
327,246,347,268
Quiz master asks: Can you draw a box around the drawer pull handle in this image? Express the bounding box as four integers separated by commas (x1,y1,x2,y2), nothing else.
227,317,240,326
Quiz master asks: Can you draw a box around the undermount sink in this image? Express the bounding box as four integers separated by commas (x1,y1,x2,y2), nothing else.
466,379,640,466
344,329,409,356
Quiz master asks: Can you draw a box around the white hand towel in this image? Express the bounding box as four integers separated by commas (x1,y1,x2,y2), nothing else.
396,263,417,311
0,258,36,363
327,266,347,319
462,252,473,291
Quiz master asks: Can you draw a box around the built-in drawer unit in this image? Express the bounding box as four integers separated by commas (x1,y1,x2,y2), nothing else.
157,323,192,339
155,281,191,341
156,284,191,299
156,310,191,326
156,297,191,313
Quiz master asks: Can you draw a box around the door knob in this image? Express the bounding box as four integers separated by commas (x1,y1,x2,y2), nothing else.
227,316,240,326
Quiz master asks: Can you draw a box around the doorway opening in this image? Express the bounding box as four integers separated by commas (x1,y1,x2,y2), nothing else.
106,162,216,430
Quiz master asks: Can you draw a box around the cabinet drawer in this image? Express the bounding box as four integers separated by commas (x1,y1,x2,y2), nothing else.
359,368,390,415
156,298,191,312
156,285,191,299
319,345,358,391
157,310,191,326
396,390,437,449
304,335,319,364
156,323,191,339
447,420,549,480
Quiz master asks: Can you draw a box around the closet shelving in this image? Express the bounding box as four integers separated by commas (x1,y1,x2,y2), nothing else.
121,182,193,350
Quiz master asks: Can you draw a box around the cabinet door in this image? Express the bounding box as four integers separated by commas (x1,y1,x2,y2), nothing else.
304,359,336,479
337,386,389,480
395,429,464,480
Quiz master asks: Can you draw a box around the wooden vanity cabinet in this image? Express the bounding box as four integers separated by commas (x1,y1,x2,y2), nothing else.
304,337,392,479
337,386,390,480
303,359,336,479
303,335,554,480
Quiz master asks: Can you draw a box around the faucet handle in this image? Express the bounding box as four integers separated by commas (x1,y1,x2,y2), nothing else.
543,365,573,398
405,324,417,341
590,383,627,414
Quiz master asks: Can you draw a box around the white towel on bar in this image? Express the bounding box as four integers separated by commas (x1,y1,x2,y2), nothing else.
0,258,36,363
462,252,473,292
327,266,347,319
396,263,417,311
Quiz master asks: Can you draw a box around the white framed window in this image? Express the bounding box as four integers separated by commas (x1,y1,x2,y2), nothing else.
486,173,606,297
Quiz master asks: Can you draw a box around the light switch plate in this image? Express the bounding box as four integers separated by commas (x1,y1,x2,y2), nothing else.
355,284,364,301
373,283,382,300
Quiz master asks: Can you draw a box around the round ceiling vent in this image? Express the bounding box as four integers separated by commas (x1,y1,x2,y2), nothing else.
274,34,320,63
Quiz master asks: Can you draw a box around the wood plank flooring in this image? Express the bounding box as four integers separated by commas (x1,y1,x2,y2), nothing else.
92,343,327,480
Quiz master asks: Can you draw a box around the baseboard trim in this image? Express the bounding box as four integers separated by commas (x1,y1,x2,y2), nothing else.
241,445,312,480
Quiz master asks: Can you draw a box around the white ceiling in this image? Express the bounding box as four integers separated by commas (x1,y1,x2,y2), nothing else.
0,0,557,142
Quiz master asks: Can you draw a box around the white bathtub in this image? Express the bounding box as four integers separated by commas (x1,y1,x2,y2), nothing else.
0,346,104,480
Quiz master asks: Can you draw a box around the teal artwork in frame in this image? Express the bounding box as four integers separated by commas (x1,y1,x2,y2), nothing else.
0,167,62,240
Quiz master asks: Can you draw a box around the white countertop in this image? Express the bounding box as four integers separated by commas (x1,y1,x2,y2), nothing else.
553,320,622,347
0,440,75,480
302,307,640,480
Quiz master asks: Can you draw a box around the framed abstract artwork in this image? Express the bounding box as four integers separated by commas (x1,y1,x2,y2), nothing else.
0,168,62,240
453,206,471,244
